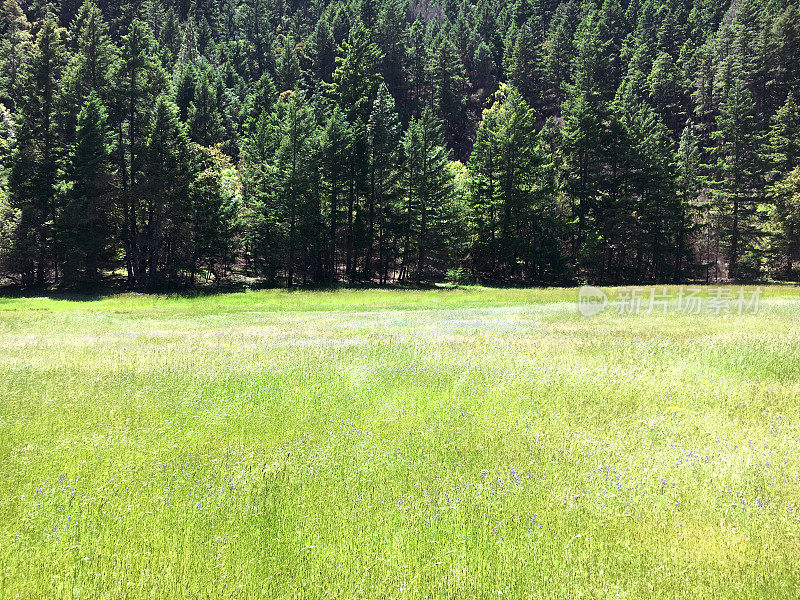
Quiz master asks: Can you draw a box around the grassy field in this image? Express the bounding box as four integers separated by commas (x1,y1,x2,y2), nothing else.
1,285,799,599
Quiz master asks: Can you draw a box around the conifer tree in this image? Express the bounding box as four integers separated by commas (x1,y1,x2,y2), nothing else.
0,0,31,108
712,75,766,279
276,35,302,92
319,107,351,281
7,18,68,285
329,19,383,279
113,19,167,284
57,93,114,284
648,51,690,137
432,36,467,155
767,92,800,178
366,83,401,282
769,4,800,109
675,118,701,279
245,72,277,129
64,1,117,106
375,0,407,118
469,85,544,279
188,69,224,146
138,95,193,287
562,86,609,271
400,109,456,281
767,93,800,278
309,17,336,84
509,16,546,114
270,92,321,286
770,167,800,280
4,0,800,288
329,19,383,123
624,104,679,281
241,0,275,78
545,0,576,108
406,19,431,115
472,41,496,94
174,62,197,122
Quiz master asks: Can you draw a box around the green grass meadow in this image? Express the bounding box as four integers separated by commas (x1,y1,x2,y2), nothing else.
1,286,799,598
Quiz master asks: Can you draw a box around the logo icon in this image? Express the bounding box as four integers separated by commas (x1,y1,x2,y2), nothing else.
578,286,607,317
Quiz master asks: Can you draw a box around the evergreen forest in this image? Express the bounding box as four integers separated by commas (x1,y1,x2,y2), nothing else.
1,0,800,288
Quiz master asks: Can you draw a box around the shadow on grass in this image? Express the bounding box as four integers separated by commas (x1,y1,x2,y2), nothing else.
2,277,792,300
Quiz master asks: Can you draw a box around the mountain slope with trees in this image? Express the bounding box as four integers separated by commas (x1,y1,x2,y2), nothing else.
1,0,799,288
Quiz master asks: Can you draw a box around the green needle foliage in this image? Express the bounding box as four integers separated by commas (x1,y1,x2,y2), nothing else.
1,0,800,289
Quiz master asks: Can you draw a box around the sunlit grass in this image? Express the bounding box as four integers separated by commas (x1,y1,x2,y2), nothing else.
1,285,799,598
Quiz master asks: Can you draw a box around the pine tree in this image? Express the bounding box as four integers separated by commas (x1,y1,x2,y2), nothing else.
270,91,321,286
406,19,431,115
511,0,541,26
174,62,197,122
309,16,336,84
615,46,651,114
244,91,322,286
432,36,467,155
675,118,701,279
769,4,800,110
375,0,407,119
7,18,68,285
113,19,168,284
276,35,302,92
64,0,118,106
562,86,609,273
598,0,627,96
0,0,31,108
712,75,767,280
475,0,502,77
139,0,167,44
319,107,351,281
509,16,546,114
545,0,576,108
366,82,401,282
469,85,547,280
359,0,379,30
191,0,220,42
571,8,613,104
188,69,224,146
241,0,275,78
400,109,456,281
329,19,384,279
244,72,277,129
195,16,214,57
161,8,181,60
219,0,237,40
175,18,200,71
3,0,799,289
472,41,496,94
138,95,193,287
57,93,114,284
723,0,770,121
767,92,800,178
648,51,689,137
451,3,474,64
767,93,800,278
623,104,679,282
329,19,383,123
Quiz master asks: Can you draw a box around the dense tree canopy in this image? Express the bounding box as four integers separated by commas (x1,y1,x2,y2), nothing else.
1,0,800,288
